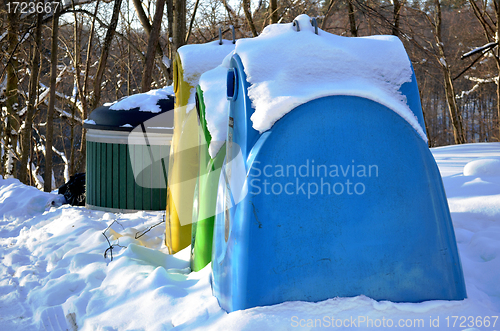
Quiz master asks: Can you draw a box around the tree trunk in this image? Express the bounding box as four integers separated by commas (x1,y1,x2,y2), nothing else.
321,0,339,30
185,0,200,43
72,11,82,176
5,5,20,177
221,0,235,25
83,0,99,116
44,2,60,192
434,0,465,144
467,0,498,140
132,0,170,81
348,0,358,37
141,0,166,92
74,0,100,174
496,0,500,140
442,69,465,143
172,0,186,55
73,6,84,114
243,0,258,37
90,0,123,111
19,3,43,184
132,0,152,33
496,73,500,140
269,0,278,24
69,105,76,176
166,0,173,59
392,0,402,36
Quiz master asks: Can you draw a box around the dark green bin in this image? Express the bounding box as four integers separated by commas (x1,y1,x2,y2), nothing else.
84,96,174,212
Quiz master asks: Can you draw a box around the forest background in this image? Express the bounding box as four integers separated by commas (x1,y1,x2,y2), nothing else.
1,0,499,191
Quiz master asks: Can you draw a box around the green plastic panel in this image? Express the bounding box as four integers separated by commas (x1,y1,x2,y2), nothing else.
86,141,168,211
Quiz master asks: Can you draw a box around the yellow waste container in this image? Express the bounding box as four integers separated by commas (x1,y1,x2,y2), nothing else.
166,39,235,254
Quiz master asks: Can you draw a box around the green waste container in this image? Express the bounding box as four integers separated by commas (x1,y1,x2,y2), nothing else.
190,86,226,271
84,94,174,212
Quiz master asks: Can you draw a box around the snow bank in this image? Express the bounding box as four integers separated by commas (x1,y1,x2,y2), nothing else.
177,40,235,110
234,14,426,140
199,52,234,158
108,85,174,113
431,142,500,177
1,143,500,330
463,156,500,176
0,177,65,223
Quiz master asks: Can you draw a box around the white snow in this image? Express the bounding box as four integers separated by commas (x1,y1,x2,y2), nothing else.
0,142,499,330
199,52,234,158
0,31,7,43
83,119,96,125
109,86,174,113
234,14,426,141
0,74,7,99
177,40,235,109
120,124,133,128
439,57,448,67
461,42,498,59
463,156,500,177
162,56,171,69
456,76,496,99
51,147,70,184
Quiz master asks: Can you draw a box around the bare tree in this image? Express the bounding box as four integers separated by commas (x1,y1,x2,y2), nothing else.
3,1,21,177
185,0,201,43
392,0,403,36
468,0,500,140
431,0,465,144
74,0,100,174
270,0,278,24
2,0,500,190
141,0,166,92
172,0,186,54
19,0,44,184
90,0,124,111
348,0,358,36
44,1,61,192
132,0,170,81
166,0,174,57
243,0,258,37
321,0,339,30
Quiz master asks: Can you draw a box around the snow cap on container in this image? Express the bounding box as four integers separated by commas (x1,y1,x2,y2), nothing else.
84,86,174,132
233,14,427,141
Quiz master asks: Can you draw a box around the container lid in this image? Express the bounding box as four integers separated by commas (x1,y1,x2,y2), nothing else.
83,96,175,133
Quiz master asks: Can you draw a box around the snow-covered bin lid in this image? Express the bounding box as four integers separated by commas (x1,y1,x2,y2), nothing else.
177,40,235,108
232,14,427,142
178,40,236,88
84,86,174,133
199,53,233,158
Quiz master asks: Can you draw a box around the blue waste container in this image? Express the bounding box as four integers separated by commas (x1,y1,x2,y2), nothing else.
211,17,467,312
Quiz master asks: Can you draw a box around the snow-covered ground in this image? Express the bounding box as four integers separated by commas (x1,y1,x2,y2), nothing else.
1,142,499,331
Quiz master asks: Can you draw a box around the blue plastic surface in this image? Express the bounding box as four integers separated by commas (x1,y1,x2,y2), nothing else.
211,55,467,313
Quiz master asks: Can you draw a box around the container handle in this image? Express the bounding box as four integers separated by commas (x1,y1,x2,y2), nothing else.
292,20,300,32
230,25,236,44
311,17,318,35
